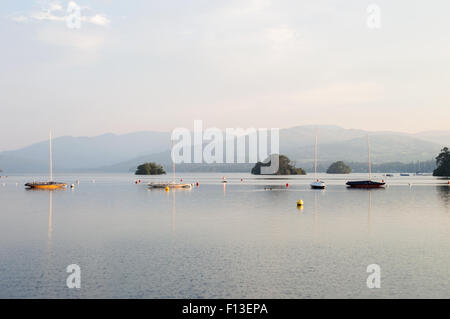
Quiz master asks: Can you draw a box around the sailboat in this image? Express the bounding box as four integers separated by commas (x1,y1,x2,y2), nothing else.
346,135,385,189
311,129,326,189
25,132,67,189
148,138,192,189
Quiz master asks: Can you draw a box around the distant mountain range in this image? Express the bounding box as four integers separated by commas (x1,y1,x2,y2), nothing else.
0,126,448,173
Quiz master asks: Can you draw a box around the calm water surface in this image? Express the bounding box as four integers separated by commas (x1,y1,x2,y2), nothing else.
0,173,449,298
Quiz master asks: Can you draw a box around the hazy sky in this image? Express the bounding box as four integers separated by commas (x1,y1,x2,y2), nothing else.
1,0,449,150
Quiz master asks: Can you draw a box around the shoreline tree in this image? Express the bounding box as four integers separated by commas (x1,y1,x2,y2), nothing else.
433,147,450,177
135,162,166,175
327,161,352,174
251,155,306,175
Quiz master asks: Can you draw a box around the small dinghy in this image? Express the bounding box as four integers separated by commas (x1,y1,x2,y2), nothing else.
311,180,326,189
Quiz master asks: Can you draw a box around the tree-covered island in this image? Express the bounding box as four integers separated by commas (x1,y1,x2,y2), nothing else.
327,161,352,174
251,155,306,175
135,162,166,175
433,147,450,177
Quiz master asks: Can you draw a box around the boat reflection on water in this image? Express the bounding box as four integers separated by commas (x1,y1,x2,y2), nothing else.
25,188,65,247
48,190,53,243
368,191,372,236
313,192,318,240
171,189,176,233
437,185,449,211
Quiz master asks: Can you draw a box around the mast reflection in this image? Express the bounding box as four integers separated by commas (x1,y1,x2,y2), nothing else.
437,185,449,211
48,190,53,243
172,189,176,233
368,191,372,236
314,192,318,241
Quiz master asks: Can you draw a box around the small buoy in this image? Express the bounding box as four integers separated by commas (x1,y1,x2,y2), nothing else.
165,186,170,192
240,178,243,182
135,181,138,184
196,182,199,187
70,184,75,189
180,178,183,182
139,179,141,183
286,183,289,188
297,200,304,206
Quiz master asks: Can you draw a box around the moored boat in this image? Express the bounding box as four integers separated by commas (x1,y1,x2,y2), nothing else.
148,182,192,189
346,135,385,189
25,181,67,189
346,180,385,189
25,132,66,190
311,180,326,189
148,138,193,190
310,128,326,190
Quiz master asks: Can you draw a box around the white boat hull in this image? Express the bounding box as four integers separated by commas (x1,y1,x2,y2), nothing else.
311,181,326,189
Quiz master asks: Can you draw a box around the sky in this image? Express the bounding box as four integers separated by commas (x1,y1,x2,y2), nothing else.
0,0,449,150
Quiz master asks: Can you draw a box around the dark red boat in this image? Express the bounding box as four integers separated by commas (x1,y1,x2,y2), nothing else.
346,180,385,189
346,135,386,189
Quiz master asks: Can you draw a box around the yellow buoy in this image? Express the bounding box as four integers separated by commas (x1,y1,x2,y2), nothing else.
165,186,170,192
297,200,304,207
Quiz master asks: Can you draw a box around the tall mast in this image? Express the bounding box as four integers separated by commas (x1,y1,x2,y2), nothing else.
367,134,372,180
172,138,175,183
49,131,53,182
314,128,318,180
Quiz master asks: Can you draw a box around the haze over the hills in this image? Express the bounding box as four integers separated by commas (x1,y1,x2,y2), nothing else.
2,1,450,151
0,125,448,173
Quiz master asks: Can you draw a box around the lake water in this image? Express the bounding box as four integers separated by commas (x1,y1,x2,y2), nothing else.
0,172,449,298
